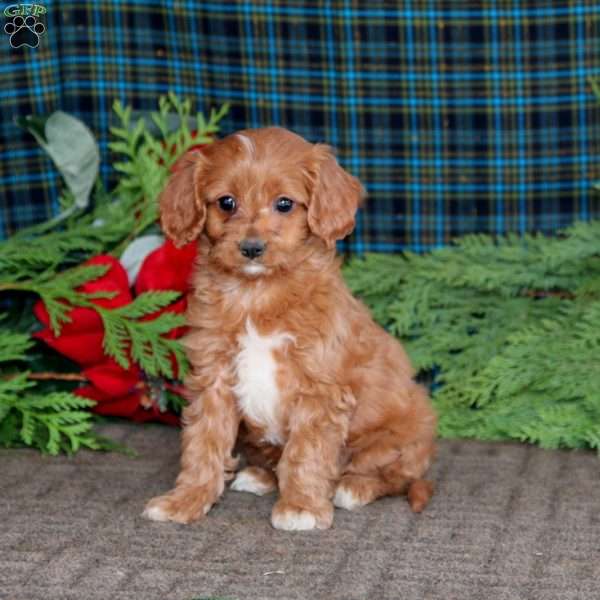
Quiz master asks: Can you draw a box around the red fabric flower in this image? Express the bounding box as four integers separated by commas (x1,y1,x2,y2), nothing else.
81,358,141,399
76,358,178,425
33,243,197,425
76,358,142,417
33,256,131,366
135,239,197,295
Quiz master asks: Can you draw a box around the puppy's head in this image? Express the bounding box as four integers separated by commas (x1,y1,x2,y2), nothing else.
159,127,365,278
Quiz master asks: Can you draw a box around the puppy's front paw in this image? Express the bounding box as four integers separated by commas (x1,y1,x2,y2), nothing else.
143,486,216,524
271,499,333,531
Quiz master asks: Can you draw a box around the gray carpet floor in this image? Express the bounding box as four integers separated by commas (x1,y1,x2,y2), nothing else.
1,421,599,600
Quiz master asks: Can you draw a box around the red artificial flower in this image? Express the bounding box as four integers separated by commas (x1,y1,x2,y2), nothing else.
34,244,196,425
81,357,141,399
76,358,179,425
135,238,197,295
34,255,131,366
76,358,142,416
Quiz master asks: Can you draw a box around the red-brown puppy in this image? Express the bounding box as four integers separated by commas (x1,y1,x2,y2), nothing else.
143,127,436,530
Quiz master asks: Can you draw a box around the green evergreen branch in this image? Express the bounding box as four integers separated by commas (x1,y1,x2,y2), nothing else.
97,291,189,378
343,220,600,452
0,328,110,455
0,329,33,362
3,389,101,455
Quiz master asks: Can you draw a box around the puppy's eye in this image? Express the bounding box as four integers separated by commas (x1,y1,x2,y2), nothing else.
275,197,294,213
218,196,236,213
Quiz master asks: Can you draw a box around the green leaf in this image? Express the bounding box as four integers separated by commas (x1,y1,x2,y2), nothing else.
23,111,100,217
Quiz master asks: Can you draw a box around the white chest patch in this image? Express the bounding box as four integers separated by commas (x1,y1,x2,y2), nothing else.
233,319,293,445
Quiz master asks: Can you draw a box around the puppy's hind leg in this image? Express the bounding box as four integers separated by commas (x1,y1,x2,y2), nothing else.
334,436,435,513
230,466,277,496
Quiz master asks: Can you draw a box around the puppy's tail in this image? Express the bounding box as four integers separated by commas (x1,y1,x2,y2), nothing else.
407,479,434,513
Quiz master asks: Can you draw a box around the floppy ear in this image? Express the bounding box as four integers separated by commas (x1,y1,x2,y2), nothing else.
159,152,206,247
305,144,366,248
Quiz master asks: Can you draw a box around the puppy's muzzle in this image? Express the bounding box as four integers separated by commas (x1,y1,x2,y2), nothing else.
239,238,266,260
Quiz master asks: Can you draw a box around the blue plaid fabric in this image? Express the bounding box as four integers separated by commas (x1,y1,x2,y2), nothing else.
1,1,600,252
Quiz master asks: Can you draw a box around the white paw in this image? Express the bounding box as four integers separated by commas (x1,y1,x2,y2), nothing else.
142,501,212,522
142,505,170,522
333,485,365,511
230,469,275,496
271,508,318,531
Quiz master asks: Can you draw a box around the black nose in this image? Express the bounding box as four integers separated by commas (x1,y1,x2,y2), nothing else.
239,238,266,260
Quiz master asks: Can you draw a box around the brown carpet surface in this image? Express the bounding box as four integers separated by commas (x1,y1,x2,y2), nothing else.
1,421,599,600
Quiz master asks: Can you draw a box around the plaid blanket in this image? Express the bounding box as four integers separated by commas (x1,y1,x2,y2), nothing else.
1,1,599,252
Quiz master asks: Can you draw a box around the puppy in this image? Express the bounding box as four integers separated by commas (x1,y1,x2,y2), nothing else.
143,127,436,531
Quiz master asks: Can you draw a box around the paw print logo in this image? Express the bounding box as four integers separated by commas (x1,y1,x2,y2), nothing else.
4,15,45,48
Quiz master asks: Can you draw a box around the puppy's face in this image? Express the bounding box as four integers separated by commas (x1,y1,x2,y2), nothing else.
199,133,315,277
160,127,365,278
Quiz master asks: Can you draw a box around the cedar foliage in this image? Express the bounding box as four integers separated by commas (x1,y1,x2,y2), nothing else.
0,327,101,454
343,221,600,451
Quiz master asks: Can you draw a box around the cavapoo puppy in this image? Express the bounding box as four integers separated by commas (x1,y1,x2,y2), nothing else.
143,127,436,531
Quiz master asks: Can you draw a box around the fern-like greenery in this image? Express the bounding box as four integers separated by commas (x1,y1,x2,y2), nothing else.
0,329,104,454
100,290,187,378
343,220,600,452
